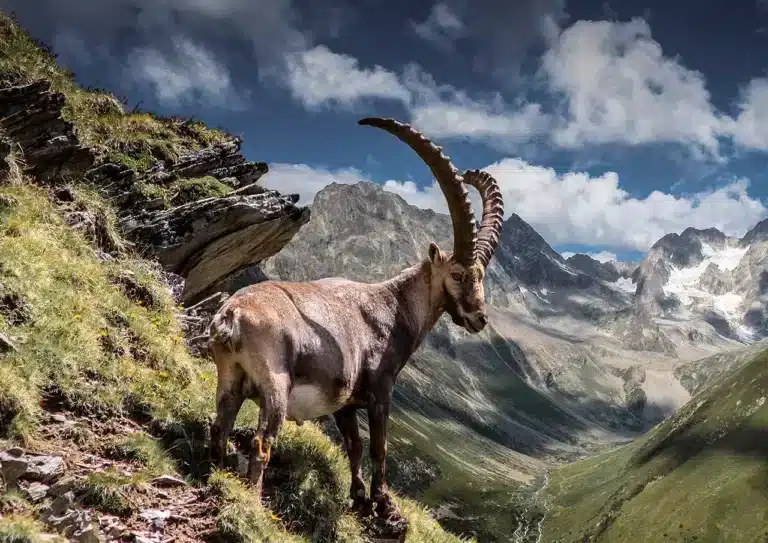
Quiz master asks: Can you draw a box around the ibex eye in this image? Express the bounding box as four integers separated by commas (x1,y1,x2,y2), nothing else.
451,272,463,282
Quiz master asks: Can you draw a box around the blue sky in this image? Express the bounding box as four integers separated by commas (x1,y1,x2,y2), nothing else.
4,0,768,262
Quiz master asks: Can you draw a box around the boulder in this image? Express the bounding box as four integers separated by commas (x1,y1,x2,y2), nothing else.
0,451,65,484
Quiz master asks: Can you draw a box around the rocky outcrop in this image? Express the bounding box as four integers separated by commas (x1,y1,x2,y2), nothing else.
143,138,267,189
0,75,95,183
122,186,309,303
0,74,309,304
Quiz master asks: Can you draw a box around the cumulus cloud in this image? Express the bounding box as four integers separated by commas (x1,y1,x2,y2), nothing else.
249,155,766,255
128,37,245,108
402,65,549,147
283,46,411,110
541,18,725,156
383,158,767,252
726,77,768,151
260,163,370,206
285,15,742,159
561,251,618,263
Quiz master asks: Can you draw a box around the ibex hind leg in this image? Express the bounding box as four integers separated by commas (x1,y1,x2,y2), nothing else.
247,373,289,499
209,349,246,474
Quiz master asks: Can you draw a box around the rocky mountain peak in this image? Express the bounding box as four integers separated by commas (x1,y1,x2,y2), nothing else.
741,217,768,245
633,219,766,341
566,253,621,282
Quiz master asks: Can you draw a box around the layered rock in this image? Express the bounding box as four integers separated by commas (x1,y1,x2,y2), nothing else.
144,138,267,188
0,74,309,304
0,75,94,183
122,186,309,303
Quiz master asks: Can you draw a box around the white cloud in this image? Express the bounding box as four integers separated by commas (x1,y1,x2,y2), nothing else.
277,16,739,158
726,77,768,151
383,158,767,252
128,37,245,108
541,18,725,156
402,65,550,147
410,2,465,50
283,45,411,110
260,163,370,206
561,251,618,263
253,155,767,254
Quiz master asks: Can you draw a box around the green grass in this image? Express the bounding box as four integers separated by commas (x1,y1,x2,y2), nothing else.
0,515,66,543
209,471,308,543
541,347,768,543
104,432,180,479
0,12,230,174
168,176,233,205
75,469,136,517
0,184,213,433
68,187,128,255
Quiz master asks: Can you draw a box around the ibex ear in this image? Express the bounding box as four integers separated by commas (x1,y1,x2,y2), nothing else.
428,242,445,266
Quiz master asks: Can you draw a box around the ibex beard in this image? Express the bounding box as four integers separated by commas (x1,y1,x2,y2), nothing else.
207,117,504,524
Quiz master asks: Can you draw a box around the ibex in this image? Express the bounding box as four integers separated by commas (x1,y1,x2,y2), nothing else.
207,117,504,522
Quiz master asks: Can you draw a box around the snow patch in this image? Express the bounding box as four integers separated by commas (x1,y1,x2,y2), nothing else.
614,276,636,293
663,242,749,331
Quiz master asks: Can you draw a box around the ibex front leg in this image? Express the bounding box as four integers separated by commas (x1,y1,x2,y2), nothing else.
248,375,288,499
367,384,404,522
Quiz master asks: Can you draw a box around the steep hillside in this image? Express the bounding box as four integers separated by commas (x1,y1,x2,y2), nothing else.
541,345,768,542
0,13,465,543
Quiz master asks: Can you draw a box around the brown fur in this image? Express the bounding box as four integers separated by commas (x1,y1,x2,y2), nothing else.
208,245,489,516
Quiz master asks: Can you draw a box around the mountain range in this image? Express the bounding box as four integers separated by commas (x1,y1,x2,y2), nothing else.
248,180,767,538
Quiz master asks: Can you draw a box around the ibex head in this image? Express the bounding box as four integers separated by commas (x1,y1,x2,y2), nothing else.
358,118,504,334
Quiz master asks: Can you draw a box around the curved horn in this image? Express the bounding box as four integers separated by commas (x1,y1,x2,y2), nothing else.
358,117,476,265
462,169,504,268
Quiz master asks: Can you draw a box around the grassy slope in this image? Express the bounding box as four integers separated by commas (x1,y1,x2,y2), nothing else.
0,13,468,543
541,347,768,543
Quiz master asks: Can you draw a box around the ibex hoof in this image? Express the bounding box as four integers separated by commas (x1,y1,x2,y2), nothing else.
253,435,273,463
372,493,404,523
350,494,370,514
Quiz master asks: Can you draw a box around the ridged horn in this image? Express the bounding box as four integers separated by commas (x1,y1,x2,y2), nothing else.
358,117,476,265
462,169,504,268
